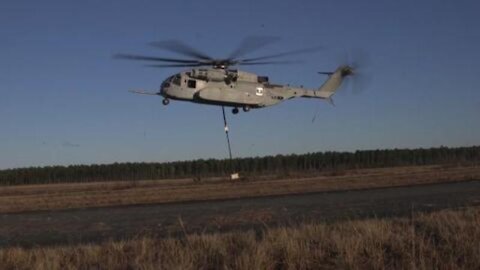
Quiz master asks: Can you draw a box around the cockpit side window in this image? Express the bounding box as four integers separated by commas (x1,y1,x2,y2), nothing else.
187,79,196,89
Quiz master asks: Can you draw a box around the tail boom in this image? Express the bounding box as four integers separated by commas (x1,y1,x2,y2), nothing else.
301,65,353,99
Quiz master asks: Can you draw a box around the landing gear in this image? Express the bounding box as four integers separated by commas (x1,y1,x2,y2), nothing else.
162,98,170,105
232,107,239,114
242,105,251,112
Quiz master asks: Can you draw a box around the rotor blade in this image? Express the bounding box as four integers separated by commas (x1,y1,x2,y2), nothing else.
349,48,372,94
352,48,370,67
149,40,213,61
237,60,301,66
352,71,373,94
228,36,281,60
145,63,206,68
240,45,324,62
114,53,200,64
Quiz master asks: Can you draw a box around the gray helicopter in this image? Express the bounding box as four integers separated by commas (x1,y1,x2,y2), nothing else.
116,39,358,114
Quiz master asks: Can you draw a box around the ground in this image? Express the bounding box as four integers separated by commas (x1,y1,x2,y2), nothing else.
1,164,479,247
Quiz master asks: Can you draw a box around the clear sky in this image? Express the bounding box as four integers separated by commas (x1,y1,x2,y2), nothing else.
1,0,479,169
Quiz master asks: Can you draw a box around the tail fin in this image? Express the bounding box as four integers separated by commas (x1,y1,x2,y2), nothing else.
316,66,353,99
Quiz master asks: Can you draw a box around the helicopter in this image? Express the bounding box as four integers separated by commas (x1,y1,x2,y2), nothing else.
116,38,360,114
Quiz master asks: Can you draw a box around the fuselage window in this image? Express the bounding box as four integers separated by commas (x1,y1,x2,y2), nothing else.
187,79,197,89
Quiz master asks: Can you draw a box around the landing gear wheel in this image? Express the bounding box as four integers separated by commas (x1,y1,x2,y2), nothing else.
162,98,170,105
232,107,239,114
242,105,250,112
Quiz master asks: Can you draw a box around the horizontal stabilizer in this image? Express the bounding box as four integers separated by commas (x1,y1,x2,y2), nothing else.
317,71,334,76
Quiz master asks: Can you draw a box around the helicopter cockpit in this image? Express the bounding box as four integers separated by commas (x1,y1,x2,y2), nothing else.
171,74,182,86
161,74,180,91
163,74,181,85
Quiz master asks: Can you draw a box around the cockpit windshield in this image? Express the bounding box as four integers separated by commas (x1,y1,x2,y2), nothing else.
172,75,181,86
161,81,170,88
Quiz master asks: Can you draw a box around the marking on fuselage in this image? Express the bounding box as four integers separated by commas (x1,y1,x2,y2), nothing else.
256,87,264,96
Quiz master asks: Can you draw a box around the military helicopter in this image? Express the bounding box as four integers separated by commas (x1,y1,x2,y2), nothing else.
116,38,360,114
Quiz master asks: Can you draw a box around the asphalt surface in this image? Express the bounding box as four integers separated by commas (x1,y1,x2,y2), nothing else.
1,180,480,248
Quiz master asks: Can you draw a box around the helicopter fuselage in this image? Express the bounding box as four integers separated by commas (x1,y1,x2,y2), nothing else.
159,68,314,111
119,39,355,113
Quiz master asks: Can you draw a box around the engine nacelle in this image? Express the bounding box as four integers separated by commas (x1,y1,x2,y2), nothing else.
233,70,269,83
190,69,226,82
234,70,257,82
189,68,269,84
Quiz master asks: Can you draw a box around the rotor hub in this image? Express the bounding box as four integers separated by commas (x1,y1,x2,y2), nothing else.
341,66,354,77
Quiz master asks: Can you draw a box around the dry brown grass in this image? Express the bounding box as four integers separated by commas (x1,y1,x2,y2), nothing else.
1,207,480,269
0,164,479,214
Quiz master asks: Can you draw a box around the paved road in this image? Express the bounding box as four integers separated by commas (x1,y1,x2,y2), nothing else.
1,180,480,247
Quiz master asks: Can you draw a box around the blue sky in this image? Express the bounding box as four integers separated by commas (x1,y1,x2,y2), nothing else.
1,0,479,169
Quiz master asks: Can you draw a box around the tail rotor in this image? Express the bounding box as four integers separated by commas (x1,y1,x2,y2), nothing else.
340,48,373,94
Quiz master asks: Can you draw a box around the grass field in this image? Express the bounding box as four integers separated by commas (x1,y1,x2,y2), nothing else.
1,206,479,269
0,164,479,213
2,164,480,269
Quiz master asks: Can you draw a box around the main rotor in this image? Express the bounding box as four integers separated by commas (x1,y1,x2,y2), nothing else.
115,36,322,69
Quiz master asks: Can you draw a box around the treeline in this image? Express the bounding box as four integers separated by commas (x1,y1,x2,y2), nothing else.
0,146,479,186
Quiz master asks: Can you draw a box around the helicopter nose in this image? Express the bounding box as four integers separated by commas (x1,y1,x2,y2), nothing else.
160,81,170,96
